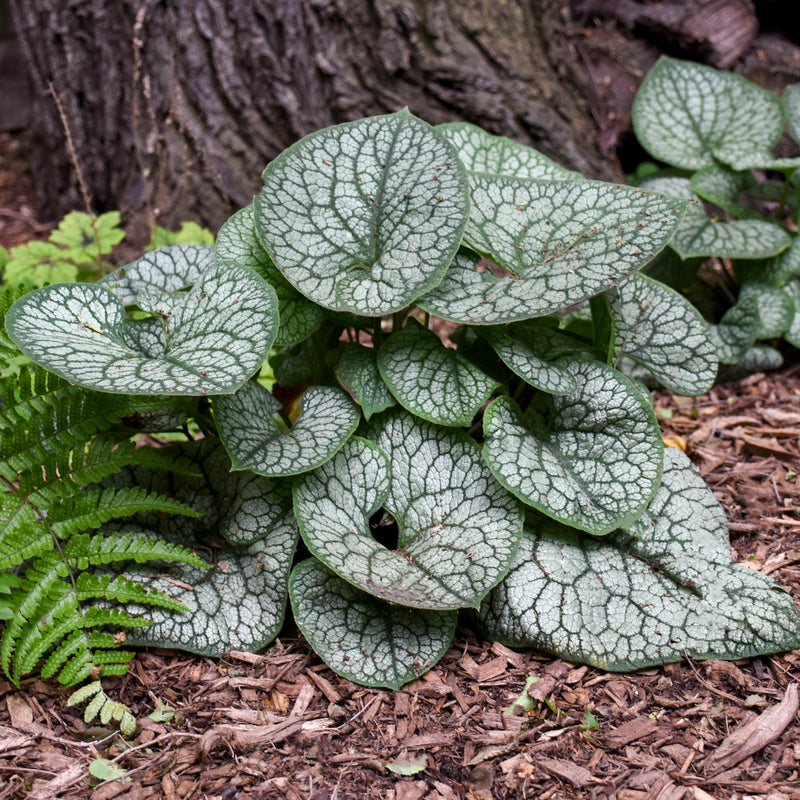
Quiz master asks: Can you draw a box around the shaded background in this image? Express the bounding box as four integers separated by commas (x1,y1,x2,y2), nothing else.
3,0,800,247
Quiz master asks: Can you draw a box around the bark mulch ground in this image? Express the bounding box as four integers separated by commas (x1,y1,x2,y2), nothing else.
1,130,799,800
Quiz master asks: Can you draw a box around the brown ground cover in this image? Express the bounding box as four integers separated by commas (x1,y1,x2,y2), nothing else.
1,130,799,800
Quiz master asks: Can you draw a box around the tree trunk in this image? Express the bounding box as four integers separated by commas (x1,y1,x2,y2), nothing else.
9,0,800,246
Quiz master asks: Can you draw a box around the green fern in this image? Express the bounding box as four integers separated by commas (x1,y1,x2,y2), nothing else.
0,294,210,730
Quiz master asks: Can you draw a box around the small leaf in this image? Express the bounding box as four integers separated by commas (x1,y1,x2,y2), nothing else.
214,382,360,477
98,245,215,306
89,759,128,783
418,177,687,325
633,56,786,171
148,700,175,723
294,417,522,610
710,291,763,364
255,111,470,315
611,274,718,395
50,211,125,257
290,558,457,690
478,449,800,670
642,177,792,260
335,342,396,419
216,205,323,346
437,121,579,181
783,279,800,347
482,358,663,535
480,319,587,394
6,261,279,395
717,345,783,382
739,282,796,339
784,83,800,146
385,754,429,776
736,235,800,288
690,165,758,218
377,319,500,426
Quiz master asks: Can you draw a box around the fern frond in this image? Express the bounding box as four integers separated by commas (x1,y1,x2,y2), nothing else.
0,284,35,377
68,681,137,737
62,531,209,569
47,487,202,538
0,373,130,484
0,495,51,568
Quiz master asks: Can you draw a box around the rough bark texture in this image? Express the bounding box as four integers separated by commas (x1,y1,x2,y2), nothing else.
8,0,800,243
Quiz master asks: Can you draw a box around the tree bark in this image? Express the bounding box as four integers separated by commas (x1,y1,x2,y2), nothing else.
9,0,800,246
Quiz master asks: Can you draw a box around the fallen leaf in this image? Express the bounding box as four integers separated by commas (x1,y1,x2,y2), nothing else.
706,683,799,774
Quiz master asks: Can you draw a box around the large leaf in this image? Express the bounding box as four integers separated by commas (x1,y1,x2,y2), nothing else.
126,530,298,656
377,319,500,426
216,205,323,346
436,122,579,181
254,110,470,316
6,262,279,395
477,449,800,670
290,558,457,689
214,382,360,477
633,56,786,171
418,178,687,325
610,274,718,395
482,358,663,535
110,440,298,655
334,343,396,420
294,419,522,610
642,177,791,260
710,292,763,364
97,245,215,306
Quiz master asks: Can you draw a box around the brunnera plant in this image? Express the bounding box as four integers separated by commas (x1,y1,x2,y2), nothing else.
4,110,800,696
632,56,800,376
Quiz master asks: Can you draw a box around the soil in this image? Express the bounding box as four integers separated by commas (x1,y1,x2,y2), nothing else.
1,131,800,800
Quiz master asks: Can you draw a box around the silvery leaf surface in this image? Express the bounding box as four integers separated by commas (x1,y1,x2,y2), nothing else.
335,343,396,420
784,279,800,347
377,319,500,426
710,292,763,364
477,449,800,670
106,439,294,548
294,419,522,610
109,440,298,655
736,235,800,288
214,382,360,477
127,531,298,656
716,345,784,382
642,176,791,260
254,110,470,316
611,274,718,395
738,282,796,339
290,558,457,689
418,177,687,325
482,358,663,535
436,121,579,181
97,245,215,306
784,83,800,146
480,319,589,394
690,165,758,218
633,56,786,171
5,261,279,395
216,205,323,346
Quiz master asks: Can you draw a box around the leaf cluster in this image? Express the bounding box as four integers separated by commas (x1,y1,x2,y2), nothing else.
4,110,800,691
632,56,800,377
0,287,209,728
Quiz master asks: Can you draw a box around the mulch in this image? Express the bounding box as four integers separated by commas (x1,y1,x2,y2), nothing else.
1,130,799,800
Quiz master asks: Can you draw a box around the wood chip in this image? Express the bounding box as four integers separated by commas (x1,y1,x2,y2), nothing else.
706,682,799,774
538,757,594,787
528,660,571,703
604,716,659,748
